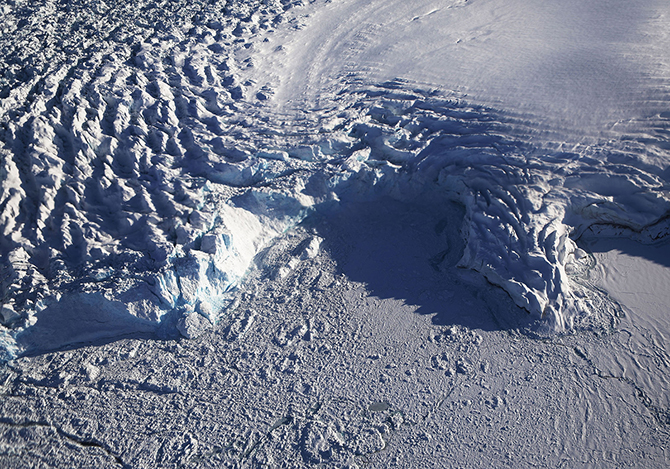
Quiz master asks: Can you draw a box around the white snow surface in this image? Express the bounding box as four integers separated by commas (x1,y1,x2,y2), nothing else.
270,0,670,130
0,0,669,353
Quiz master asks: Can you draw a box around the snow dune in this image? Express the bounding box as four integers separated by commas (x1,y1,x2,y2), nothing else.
1,0,670,358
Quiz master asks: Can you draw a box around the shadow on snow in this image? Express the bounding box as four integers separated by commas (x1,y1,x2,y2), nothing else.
310,196,532,333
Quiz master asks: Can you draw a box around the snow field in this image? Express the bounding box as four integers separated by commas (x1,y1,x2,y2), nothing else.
1,214,668,467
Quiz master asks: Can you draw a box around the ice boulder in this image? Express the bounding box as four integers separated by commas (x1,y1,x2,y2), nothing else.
177,311,213,339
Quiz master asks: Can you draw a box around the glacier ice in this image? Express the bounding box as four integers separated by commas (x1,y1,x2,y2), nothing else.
1,0,670,358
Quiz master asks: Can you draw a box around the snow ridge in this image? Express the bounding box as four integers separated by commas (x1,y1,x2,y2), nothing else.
2,0,670,357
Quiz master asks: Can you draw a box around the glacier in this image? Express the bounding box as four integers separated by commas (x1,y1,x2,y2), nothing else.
1,0,670,358
2,1,670,467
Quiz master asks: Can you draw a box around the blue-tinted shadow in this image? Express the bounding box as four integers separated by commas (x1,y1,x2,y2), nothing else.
312,196,527,332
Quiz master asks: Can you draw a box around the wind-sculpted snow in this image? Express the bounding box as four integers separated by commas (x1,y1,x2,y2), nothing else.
2,0,670,358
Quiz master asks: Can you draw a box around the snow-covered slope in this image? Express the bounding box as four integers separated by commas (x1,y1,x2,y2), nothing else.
1,0,670,360
268,0,670,130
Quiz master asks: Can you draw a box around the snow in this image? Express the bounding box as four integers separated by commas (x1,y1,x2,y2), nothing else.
270,0,670,130
583,237,670,408
1,0,670,466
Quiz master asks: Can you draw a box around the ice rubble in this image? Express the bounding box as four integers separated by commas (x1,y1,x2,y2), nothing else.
1,0,670,357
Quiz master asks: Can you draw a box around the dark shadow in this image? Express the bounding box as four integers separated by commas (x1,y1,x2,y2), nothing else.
581,235,670,270
310,196,529,332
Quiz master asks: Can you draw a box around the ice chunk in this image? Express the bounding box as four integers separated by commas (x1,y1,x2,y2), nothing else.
0,304,19,324
301,237,322,260
257,149,289,161
14,293,159,356
177,312,212,339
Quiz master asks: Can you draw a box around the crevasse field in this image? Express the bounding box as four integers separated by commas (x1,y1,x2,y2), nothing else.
1,0,670,466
